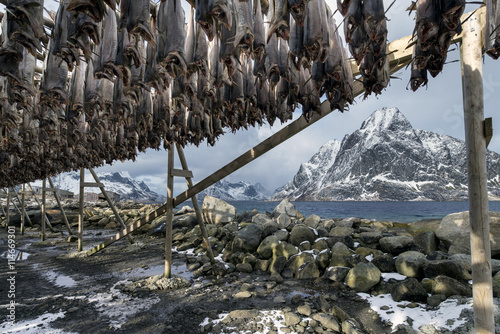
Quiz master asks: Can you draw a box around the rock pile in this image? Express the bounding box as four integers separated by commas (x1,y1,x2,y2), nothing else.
153,197,500,307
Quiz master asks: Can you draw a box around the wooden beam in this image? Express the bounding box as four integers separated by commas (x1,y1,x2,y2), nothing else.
82,182,104,188
165,146,175,278
20,184,25,235
47,178,74,236
41,179,46,241
461,11,495,334
88,168,134,244
171,168,194,178
78,168,84,252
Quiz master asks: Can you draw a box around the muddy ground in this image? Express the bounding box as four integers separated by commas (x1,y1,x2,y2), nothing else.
0,225,401,334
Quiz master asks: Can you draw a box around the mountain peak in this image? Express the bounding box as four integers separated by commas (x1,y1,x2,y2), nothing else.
360,107,410,132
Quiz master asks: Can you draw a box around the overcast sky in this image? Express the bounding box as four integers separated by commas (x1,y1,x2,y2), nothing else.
39,1,500,196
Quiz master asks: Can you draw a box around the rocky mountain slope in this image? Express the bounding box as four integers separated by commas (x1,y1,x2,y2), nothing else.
272,107,500,201
197,180,269,201
34,171,166,203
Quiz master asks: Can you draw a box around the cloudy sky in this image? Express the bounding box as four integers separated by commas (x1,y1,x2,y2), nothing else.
39,1,498,196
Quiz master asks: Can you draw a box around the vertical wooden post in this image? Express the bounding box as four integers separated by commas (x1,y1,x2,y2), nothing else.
165,146,174,278
41,179,46,241
6,188,10,226
461,12,495,334
47,179,74,235
12,188,35,229
175,143,215,264
78,168,84,252
20,184,25,235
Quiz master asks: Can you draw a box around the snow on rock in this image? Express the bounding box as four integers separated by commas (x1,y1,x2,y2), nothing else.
272,107,500,201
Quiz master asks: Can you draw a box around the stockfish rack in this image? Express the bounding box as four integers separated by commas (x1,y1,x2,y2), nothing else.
0,1,496,333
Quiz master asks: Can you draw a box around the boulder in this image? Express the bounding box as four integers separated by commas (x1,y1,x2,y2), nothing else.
231,224,263,253
296,262,321,279
273,241,299,259
316,249,332,269
325,266,350,282
422,260,471,281
286,252,315,273
276,214,292,229
269,255,287,274
432,275,472,297
201,196,236,225
304,214,321,229
379,236,414,255
345,262,381,292
413,231,438,255
372,254,396,273
312,313,340,332
312,238,330,251
436,211,500,257
272,199,297,218
330,226,355,238
358,231,384,244
288,224,316,246
330,242,354,268
172,214,198,229
395,251,426,278
493,272,500,297
256,235,280,259
391,278,428,303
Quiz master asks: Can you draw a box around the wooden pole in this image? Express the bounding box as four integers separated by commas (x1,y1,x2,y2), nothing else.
88,168,134,244
6,188,10,226
460,12,495,334
11,188,36,229
78,168,84,252
176,143,215,264
165,146,175,278
20,184,25,235
47,178,74,236
41,179,46,241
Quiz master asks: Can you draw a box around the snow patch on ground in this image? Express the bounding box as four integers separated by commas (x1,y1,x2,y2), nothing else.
200,309,291,334
358,293,471,332
0,311,77,334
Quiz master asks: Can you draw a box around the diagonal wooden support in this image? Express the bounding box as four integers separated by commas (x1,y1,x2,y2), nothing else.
78,168,84,252
46,178,74,236
88,168,135,244
165,146,175,278
176,143,215,264
7,188,35,229
41,179,46,241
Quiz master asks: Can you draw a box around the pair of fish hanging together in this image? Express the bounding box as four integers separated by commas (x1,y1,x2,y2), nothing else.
409,0,465,92
338,0,389,98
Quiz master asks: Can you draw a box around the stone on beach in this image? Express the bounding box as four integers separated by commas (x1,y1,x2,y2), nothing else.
201,196,236,225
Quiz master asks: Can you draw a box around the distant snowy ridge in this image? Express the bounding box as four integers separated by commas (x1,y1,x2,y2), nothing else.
33,171,166,203
197,180,269,201
272,107,500,201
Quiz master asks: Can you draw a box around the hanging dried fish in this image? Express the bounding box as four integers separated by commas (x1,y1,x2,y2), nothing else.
67,12,100,62
337,0,352,16
163,0,187,78
409,52,428,92
41,41,69,109
363,0,386,43
303,0,328,62
211,0,233,31
219,13,238,77
288,0,309,27
120,0,155,45
289,18,304,67
485,0,500,59
67,0,107,23
5,0,45,56
233,0,254,54
193,24,209,76
268,0,290,42
196,0,215,41
414,0,439,51
95,8,121,81
253,0,266,61
265,31,280,90
441,0,465,32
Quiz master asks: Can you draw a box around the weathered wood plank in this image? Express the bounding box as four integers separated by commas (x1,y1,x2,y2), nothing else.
171,168,194,178
460,11,495,334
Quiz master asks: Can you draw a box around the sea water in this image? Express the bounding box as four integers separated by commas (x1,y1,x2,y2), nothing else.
223,201,500,223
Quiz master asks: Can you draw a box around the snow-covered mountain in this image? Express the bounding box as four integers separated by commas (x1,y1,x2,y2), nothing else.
272,107,500,201
34,171,166,203
197,180,269,201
